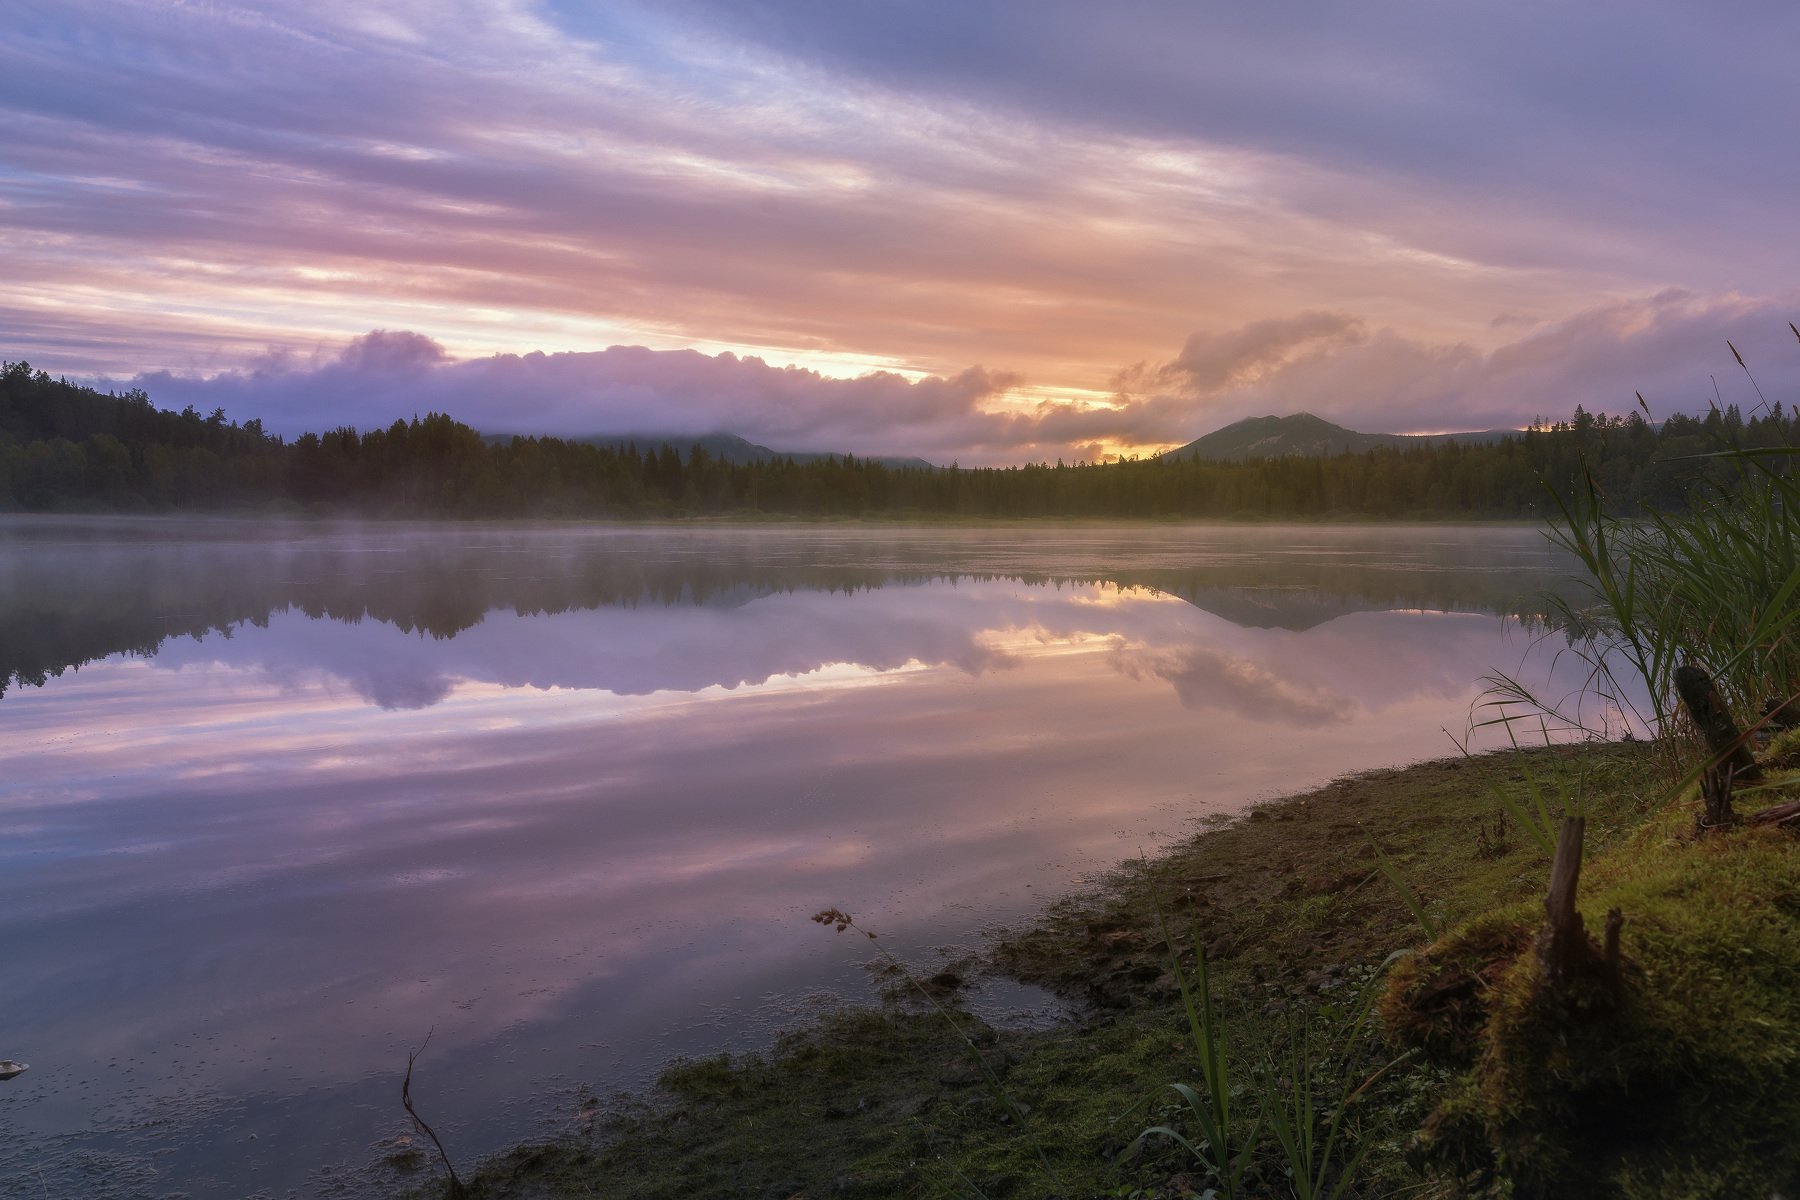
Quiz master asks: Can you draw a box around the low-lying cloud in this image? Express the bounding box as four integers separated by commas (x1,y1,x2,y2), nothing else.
124,289,1800,464
131,334,1025,461
1110,290,1800,439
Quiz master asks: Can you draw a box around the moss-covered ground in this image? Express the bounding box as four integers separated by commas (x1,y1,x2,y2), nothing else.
1385,733,1800,1199
414,737,1799,1199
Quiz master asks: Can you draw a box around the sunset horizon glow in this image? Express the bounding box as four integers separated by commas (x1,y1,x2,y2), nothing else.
7,2,1800,463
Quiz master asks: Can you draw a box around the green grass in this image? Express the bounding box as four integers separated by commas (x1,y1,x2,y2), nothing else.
1385,762,1800,1198
1133,901,1259,1199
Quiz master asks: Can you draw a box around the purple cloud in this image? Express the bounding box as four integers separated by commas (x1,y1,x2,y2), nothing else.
1112,291,1800,436
129,332,1025,460
121,286,1800,464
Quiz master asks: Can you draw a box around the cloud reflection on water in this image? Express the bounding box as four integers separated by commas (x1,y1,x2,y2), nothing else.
0,521,1594,1198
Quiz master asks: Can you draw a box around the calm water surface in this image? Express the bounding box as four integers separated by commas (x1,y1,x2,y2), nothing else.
0,518,1585,1198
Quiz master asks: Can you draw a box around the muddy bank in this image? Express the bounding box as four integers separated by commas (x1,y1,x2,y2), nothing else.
400,742,1674,1199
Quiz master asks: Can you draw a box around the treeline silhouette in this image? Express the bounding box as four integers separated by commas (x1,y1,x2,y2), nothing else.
4,359,1792,518
0,536,899,698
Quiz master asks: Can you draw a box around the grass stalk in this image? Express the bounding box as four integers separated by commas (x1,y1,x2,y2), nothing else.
1133,872,1260,1199
1259,949,1411,1200
1362,833,1439,941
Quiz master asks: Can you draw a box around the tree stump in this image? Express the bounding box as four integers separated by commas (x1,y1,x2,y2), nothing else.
1534,816,1629,1005
1675,664,1761,783
1536,816,1593,985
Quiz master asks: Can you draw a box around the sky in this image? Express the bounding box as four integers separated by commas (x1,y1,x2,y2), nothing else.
5,1,1800,463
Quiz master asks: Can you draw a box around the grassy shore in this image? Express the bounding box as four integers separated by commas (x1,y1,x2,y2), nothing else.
396,730,1798,1199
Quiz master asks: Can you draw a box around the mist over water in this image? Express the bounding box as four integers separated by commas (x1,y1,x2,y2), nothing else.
0,518,1590,1198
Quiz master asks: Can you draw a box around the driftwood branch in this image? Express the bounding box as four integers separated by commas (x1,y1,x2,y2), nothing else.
1675,664,1761,783
1746,797,1800,828
402,1029,466,1199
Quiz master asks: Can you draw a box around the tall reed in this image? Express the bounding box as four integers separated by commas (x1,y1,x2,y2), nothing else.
1534,407,1800,750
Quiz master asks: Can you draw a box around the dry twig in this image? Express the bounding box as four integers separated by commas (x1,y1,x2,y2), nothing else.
402,1028,466,1199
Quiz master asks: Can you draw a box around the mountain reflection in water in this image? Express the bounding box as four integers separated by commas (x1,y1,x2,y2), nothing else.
0,518,1589,1199
1,517,1569,704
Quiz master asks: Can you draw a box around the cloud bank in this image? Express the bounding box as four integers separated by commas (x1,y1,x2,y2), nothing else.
133,332,1027,461
1109,291,1800,437
130,288,1800,463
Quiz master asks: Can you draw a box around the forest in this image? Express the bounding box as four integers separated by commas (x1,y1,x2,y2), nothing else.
3,359,1793,519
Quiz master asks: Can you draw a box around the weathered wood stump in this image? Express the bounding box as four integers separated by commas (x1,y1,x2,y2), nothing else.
1674,664,1761,783
1534,816,1628,1003
1536,817,1593,984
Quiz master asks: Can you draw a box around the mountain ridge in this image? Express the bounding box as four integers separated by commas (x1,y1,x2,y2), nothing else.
481,430,937,470
1166,412,1519,462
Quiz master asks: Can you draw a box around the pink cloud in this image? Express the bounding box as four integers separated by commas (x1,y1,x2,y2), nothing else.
1111,291,1800,438
129,332,1025,461
115,290,1800,463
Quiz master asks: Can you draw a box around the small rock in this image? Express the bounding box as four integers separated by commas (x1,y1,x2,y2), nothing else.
383,1147,425,1171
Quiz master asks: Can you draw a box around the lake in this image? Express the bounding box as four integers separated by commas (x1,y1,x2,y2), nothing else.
0,518,1590,1198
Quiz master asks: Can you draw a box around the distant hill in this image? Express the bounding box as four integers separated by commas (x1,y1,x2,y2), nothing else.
1166,412,1518,462
482,429,936,471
